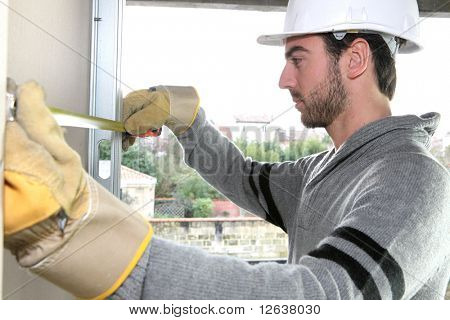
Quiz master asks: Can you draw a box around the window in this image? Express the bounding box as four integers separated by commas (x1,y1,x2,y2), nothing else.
117,5,450,262
120,6,295,261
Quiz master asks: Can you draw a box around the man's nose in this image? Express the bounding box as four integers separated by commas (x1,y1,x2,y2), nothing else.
279,64,296,89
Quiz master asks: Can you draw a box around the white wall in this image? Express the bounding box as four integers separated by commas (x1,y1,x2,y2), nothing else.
3,0,92,299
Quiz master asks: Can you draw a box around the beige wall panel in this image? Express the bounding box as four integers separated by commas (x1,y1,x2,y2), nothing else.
0,0,8,300
7,0,91,164
3,0,92,299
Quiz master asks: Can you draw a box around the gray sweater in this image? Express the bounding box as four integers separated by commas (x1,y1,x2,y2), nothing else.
111,108,450,300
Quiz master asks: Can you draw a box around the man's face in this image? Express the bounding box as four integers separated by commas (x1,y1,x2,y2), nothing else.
279,35,348,128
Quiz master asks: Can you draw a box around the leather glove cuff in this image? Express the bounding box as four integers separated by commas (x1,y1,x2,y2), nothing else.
6,174,153,299
160,85,200,136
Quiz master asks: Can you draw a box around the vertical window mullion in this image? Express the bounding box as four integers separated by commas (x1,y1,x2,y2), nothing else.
89,0,124,196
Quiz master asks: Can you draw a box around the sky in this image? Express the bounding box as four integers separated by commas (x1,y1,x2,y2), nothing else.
121,6,450,139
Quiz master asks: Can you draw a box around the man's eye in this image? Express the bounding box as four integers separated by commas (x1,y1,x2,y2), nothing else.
291,58,302,66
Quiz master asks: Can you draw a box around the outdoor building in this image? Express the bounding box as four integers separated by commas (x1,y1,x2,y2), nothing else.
100,160,157,218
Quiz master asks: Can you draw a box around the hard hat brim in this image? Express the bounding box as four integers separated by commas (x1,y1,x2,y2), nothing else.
257,23,422,54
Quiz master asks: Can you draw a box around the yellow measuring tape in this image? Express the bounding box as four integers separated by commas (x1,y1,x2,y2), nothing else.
49,106,126,132
6,92,160,136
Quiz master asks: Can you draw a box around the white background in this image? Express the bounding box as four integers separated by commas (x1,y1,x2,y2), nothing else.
122,7,450,138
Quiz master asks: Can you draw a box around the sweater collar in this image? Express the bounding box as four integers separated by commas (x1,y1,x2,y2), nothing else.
310,112,441,183
336,112,440,155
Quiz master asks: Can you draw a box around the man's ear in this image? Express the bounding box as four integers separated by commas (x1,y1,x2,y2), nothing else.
345,38,371,79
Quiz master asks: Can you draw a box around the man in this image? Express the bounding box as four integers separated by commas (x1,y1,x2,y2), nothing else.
4,0,450,299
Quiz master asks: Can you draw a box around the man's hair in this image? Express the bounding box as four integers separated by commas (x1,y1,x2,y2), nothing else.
319,33,398,100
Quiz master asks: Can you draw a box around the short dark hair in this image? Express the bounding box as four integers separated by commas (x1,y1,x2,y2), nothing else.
319,33,398,100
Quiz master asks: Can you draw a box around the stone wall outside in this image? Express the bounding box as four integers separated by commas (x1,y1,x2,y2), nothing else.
150,217,450,299
150,217,288,260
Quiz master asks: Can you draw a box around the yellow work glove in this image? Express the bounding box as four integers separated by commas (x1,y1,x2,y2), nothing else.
4,81,153,299
122,85,200,151
5,80,88,235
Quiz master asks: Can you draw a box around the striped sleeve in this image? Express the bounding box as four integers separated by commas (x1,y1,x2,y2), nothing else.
307,227,404,299
135,153,450,300
247,162,289,232
142,199,448,300
177,108,305,232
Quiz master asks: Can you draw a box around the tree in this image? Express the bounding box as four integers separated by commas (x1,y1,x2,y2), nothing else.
283,140,305,161
282,138,329,161
155,171,178,198
99,140,157,176
303,138,327,155
265,150,281,162
175,172,224,201
192,198,213,218
101,132,330,208
234,137,247,152
245,142,262,161
172,171,225,218
122,145,157,177
321,134,333,147
99,140,112,160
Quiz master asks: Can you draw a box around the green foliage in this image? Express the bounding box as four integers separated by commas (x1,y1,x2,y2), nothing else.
304,138,327,155
172,171,225,218
282,138,328,161
234,137,247,151
155,171,178,198
99,140,112,160
122,145,157,177
234,139,282,162
235,135,328,162
245,142,262,160
321,135,333,146
175,172,224,201
99,140,157,177
153,212,178,219
111,130,330,216
192,198,213,218
283,140,304,161
265,150,281,162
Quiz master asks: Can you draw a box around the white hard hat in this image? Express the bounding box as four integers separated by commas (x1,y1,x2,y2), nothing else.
257,0,422,54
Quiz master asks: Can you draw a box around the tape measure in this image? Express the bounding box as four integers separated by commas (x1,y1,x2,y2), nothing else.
49,106,161,137
5,92,161,137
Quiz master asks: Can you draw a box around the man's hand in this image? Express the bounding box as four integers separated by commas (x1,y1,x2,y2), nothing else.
122,85,200,150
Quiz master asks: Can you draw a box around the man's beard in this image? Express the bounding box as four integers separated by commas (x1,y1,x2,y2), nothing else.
292,59,348,128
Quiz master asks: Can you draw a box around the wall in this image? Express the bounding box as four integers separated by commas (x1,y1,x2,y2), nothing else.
212,200,240,217
151,218,288,260
0,0,8,299
3,0,92,299
123,185,156,217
